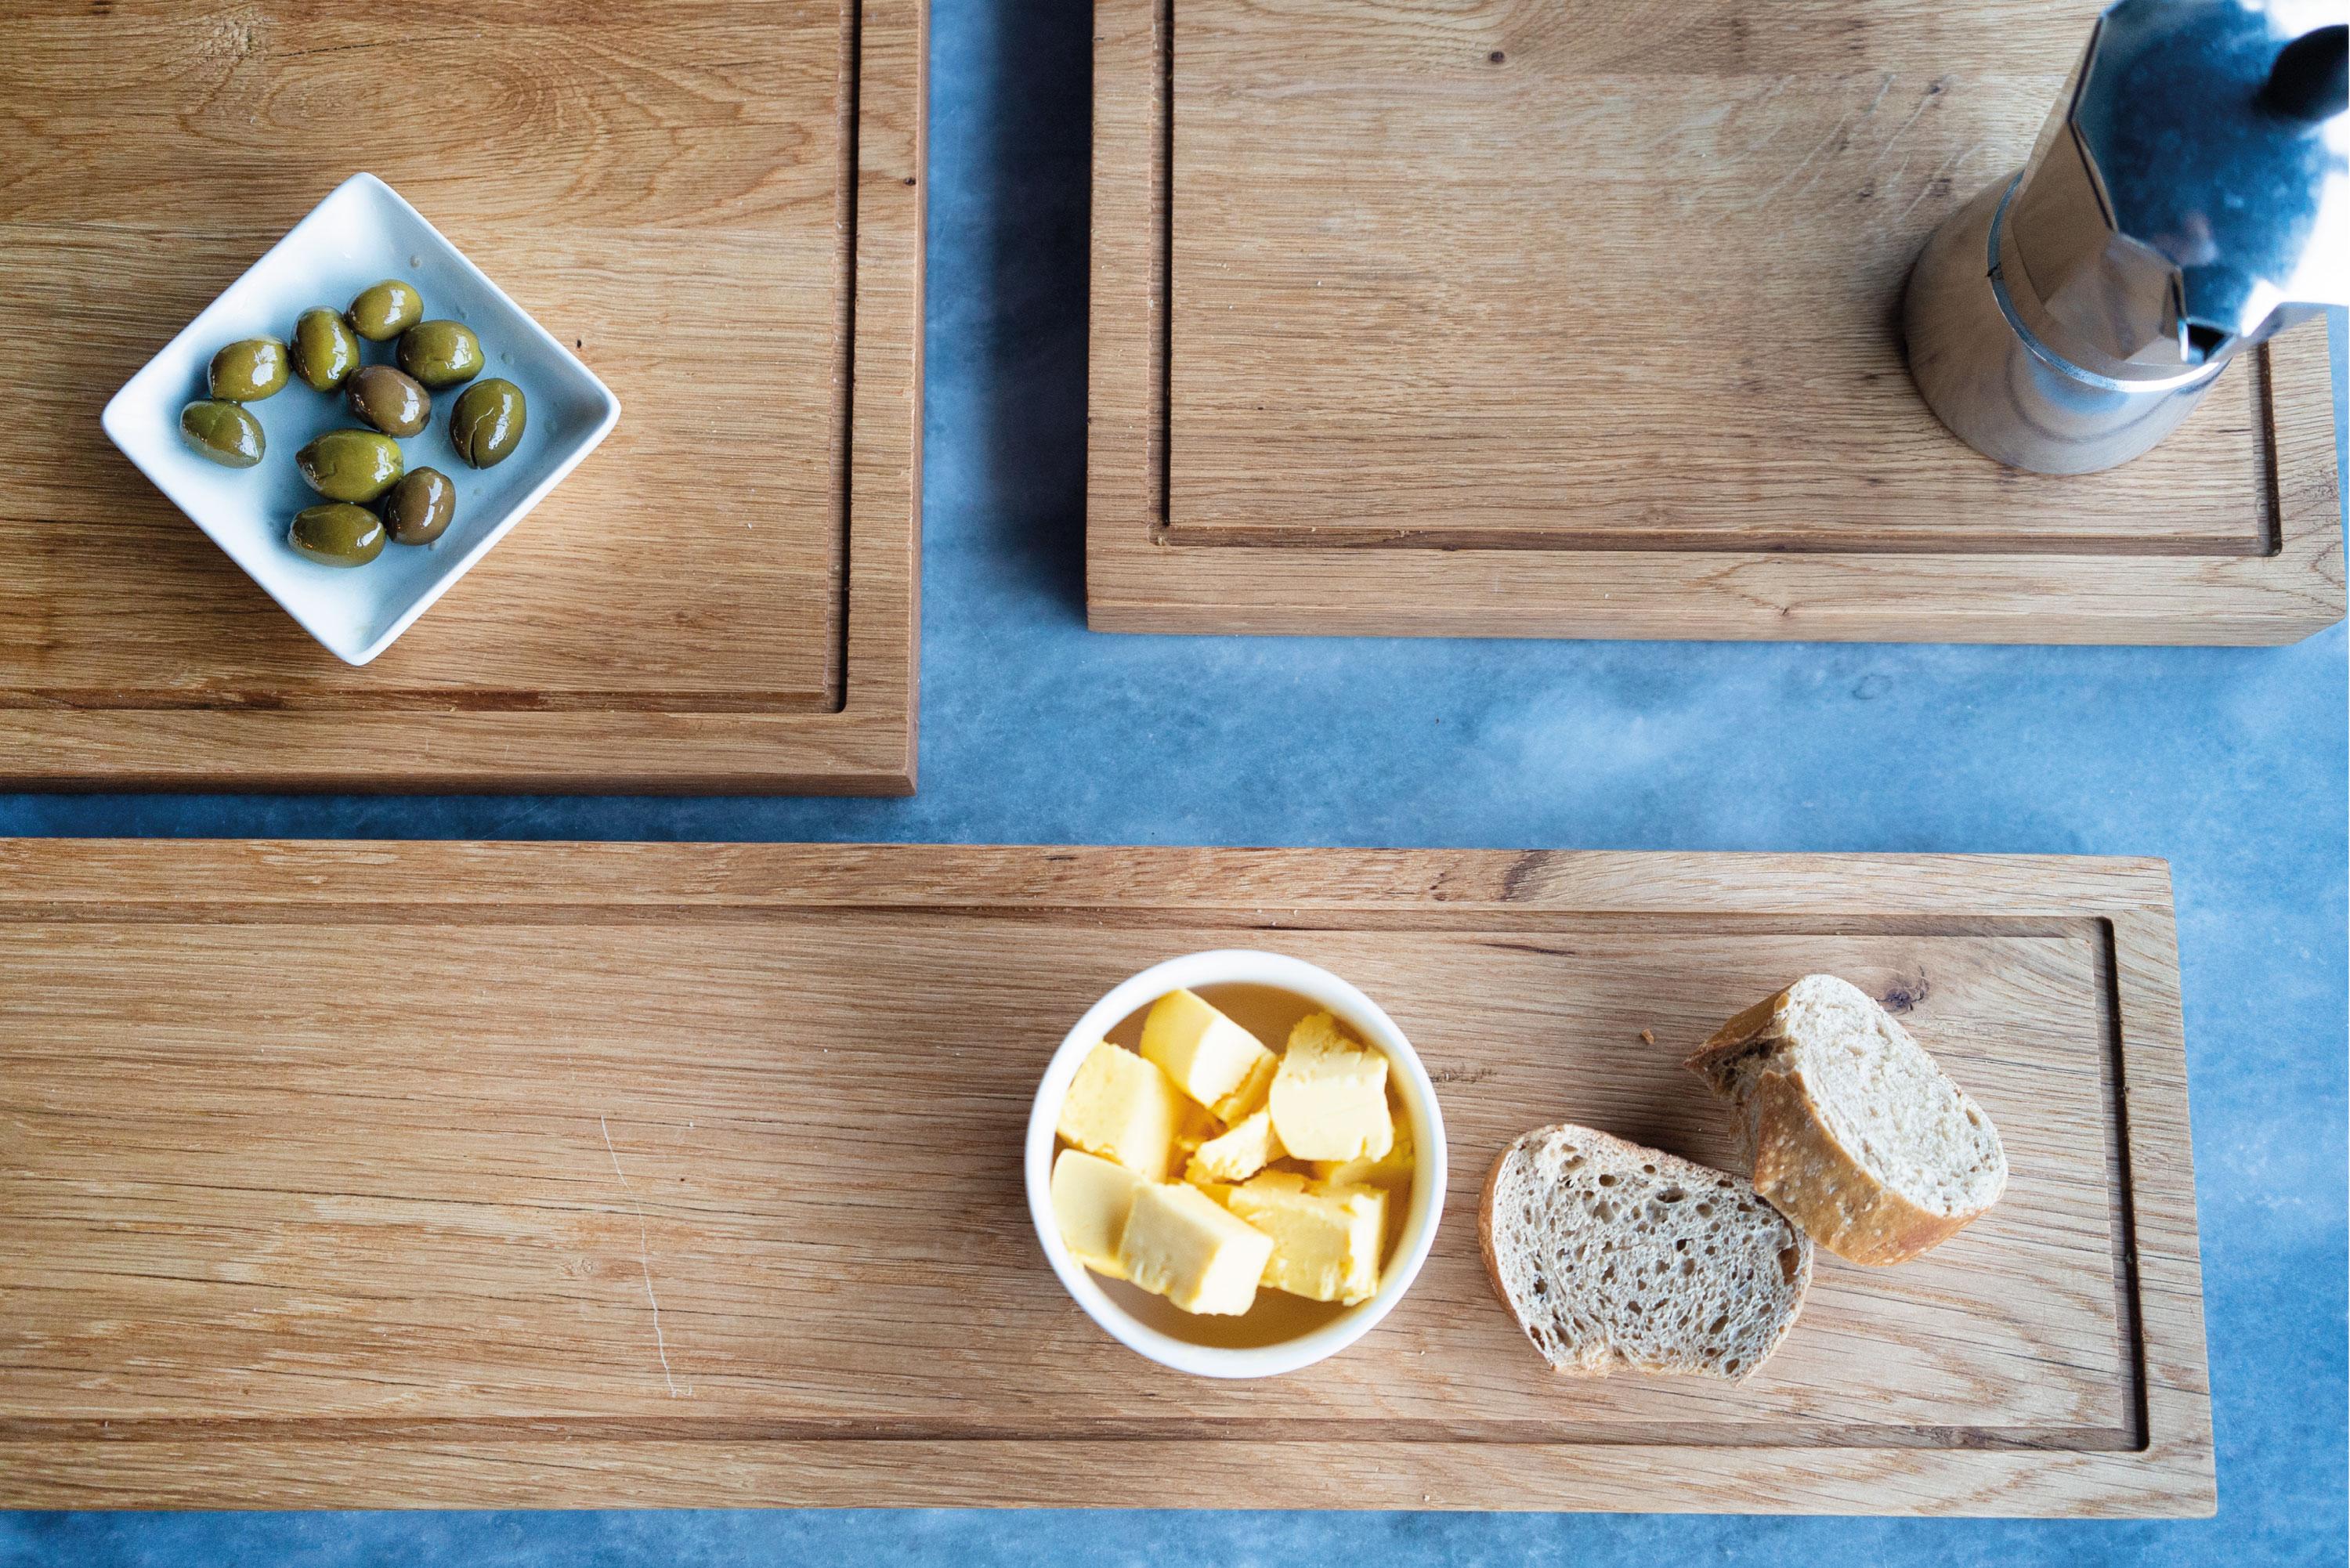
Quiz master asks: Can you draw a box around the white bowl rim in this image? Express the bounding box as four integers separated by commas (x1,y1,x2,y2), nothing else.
1025,948,1449,1379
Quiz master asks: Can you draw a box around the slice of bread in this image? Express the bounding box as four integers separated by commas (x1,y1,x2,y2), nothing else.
1478,1124,1813,1382
1686,974,2008,1266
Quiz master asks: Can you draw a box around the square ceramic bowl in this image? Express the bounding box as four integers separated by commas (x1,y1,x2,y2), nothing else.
100,172,620,667
1026,950,1448,1378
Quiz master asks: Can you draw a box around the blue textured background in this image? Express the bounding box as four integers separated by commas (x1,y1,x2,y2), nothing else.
4,2,2345,1563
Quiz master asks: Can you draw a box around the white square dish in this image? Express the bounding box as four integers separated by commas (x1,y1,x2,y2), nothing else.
100,172,620,667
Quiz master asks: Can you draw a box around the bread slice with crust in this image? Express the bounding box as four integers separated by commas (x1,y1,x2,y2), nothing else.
1687,974,2008,1266
1478,1124,1813,1382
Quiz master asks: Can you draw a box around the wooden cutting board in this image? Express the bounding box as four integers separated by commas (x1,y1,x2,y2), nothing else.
0,1,922,793
1087,0,2344,644
0,840,2209,1514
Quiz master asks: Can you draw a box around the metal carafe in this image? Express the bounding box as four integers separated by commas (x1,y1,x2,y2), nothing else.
1904,2,2345,475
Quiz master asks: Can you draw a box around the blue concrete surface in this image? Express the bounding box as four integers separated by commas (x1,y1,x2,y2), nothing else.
3,2,2345,1563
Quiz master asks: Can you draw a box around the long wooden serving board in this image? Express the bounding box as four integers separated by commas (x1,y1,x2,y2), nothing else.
0,840,2208,1513
1088,0,2343,644
0,1,923,793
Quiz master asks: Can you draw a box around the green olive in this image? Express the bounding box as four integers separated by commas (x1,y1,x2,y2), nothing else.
178,399,266,468
291,308,362,392
449,378,526,468
380,467,457,545
295,428,404,503
289,503,387,567
396,320,485,389
344,364,432,437
208,337,290,402
347,279,423,341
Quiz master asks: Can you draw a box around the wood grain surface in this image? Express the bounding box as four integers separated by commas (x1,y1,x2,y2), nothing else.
1087,0,2343,642
0,0,924,792
0,840,2210,1513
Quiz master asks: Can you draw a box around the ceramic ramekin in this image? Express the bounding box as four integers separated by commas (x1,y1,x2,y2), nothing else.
1025,949,1448,1378
99,172,620,666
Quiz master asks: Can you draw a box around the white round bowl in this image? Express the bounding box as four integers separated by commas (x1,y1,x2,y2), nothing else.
1025,948,1448,1378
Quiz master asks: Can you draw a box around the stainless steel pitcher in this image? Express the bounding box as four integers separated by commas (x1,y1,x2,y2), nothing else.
1904,1,2346,475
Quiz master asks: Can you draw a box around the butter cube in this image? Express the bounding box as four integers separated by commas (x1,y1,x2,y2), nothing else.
1141,989,1278,1122
1186,1107,1285,1183
1051,1147,1150,1280
1058,1041,1186,1179
1184,1173,1240,1207
1117,1182,1274,1315
1227,1175,1389,1304
1312,1104,1413,1190
1267,1012,1394,1162
1170,1102,1224,1165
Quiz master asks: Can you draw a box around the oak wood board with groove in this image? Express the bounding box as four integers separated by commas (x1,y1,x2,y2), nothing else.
0,0,924,792
0,840,2209,1513
1086,0,2343,643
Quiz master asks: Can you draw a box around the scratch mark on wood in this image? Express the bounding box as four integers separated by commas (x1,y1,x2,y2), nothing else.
601,1115,683,1399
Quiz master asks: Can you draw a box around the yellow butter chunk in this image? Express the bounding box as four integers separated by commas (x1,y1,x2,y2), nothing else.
1186,1107,1285,1183
1051,1147,1151,1280
1312,1106,1414,1189
1116,1182,1274,1315
1057,1041,1186,1179
1170,1101,1224,1166
1267,1012,1394,1162
1184,1174,1240,1206
1227,1174,1389,1305
1141,988,1278,1122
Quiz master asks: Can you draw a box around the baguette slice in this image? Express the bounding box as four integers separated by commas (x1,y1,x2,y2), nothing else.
1687,974,2008,1266
1478,1125,1813,1382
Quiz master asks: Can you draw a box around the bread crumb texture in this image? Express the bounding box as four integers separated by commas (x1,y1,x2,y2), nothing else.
1771,975,2005,1215
1688,974,2008,1264
1483,1125,1811,1382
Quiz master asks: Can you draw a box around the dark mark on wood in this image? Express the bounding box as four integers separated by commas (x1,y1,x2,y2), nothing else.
1878,973,1931,1013
1499,850,1547,902
1482,939,1577,960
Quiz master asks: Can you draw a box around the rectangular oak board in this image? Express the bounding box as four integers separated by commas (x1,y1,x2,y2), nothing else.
1087,0,2343,644
0,1,924,792
0,840,2210,1513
